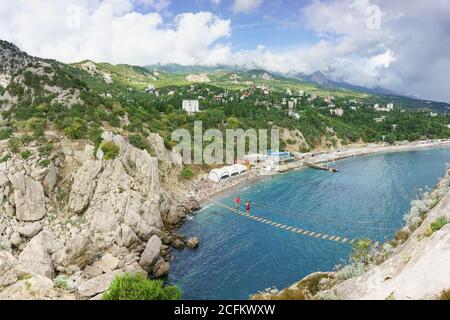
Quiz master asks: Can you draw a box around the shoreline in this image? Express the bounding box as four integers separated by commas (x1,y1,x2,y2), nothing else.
193,139,450,207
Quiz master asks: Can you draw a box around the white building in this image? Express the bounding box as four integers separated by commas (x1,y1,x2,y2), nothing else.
330,108,344,117
374,103,394,112
288,110,300,119
288,101,295,110
182,100,200,114
207,164,247,182
145,84,156,93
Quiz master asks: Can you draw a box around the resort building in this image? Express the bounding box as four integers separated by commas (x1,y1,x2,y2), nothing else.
182,100,200,114
265,151,293,166
207,164,247,182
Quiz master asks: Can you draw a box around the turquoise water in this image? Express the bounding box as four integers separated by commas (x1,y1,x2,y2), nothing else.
169,148,450,300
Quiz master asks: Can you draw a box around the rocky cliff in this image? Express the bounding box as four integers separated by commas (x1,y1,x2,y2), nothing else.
0,130,199,300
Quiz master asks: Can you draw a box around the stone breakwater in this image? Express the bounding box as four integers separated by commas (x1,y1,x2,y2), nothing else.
0,131,199,300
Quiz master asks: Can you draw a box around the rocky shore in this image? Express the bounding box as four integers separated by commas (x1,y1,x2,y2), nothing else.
0,131,200,300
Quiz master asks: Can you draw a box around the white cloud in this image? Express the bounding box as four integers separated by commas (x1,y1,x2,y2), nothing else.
211,0,221,5
232,0,263,14
0,0,449,102
0,0,231,66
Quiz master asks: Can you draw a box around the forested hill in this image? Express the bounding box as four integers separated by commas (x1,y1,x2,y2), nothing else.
1,40,449,157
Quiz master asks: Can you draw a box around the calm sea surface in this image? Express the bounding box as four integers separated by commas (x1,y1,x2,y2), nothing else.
169,147,450,299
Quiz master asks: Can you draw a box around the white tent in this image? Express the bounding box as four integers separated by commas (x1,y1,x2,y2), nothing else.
207,164,247,182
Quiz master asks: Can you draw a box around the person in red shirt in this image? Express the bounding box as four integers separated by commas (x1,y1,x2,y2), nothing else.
234,196,241,209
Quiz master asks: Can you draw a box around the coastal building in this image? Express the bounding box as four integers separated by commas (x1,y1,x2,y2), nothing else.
207,164,247,182
182,100,200,114
243,153,268,165
265,151,293,166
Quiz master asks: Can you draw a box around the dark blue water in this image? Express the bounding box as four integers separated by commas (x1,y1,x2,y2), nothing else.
169,148,450,300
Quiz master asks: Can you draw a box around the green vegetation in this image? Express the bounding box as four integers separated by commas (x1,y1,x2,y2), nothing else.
8,137,20,153
54,275,70,290
100,141,120,160
180,167,194,180
39,159,51,167
430,217,448,232
1,55,448,165
102,273,181,300
0,128,13,140
0,154,11,163
20,150,32,159
38,143,53,156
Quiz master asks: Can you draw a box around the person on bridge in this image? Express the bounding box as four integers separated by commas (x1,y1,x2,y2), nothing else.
234,196,241,209
245,201,251,214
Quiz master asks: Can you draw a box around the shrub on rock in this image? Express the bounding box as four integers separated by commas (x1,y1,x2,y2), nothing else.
100,141,120,160
102,273,181,300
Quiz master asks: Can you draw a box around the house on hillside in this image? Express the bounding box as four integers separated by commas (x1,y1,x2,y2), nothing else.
330,108,344,117
182,100,200,114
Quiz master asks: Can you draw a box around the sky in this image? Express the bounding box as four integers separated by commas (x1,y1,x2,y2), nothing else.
0,0,449,102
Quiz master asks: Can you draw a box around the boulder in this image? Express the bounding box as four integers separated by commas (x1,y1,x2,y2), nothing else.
42,162,58,195
172,238,185,249
93,253,119,273
153,259,170,278
14,222,42,238
9,232,22,247
8,173,46,222
83,265,104,278
77,270,122,297
186,237,199,250
139,235,161,271
118,224,140,248
18,231,54,278
52,234,99,271
0,252,74,300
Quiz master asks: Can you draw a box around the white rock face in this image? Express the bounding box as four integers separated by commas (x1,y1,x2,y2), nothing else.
0,250,74,300
332,179,450,300
186,73,210,83
139,235,162,271
78,270,122,297
81,133,163,241
8,173,46,222
18,231,54,278
69,160,102,214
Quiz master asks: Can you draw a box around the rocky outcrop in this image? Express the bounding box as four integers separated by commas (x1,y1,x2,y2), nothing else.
0,250,74,300
0,129,197,300
77,270,122,298
18,231,54,278
330,183,450,300
68,160,102,214
8,173,46,222
139,235,162,272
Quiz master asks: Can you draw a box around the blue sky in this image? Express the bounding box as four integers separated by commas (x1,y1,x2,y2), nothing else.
1,0,450,102
135,0,319,50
